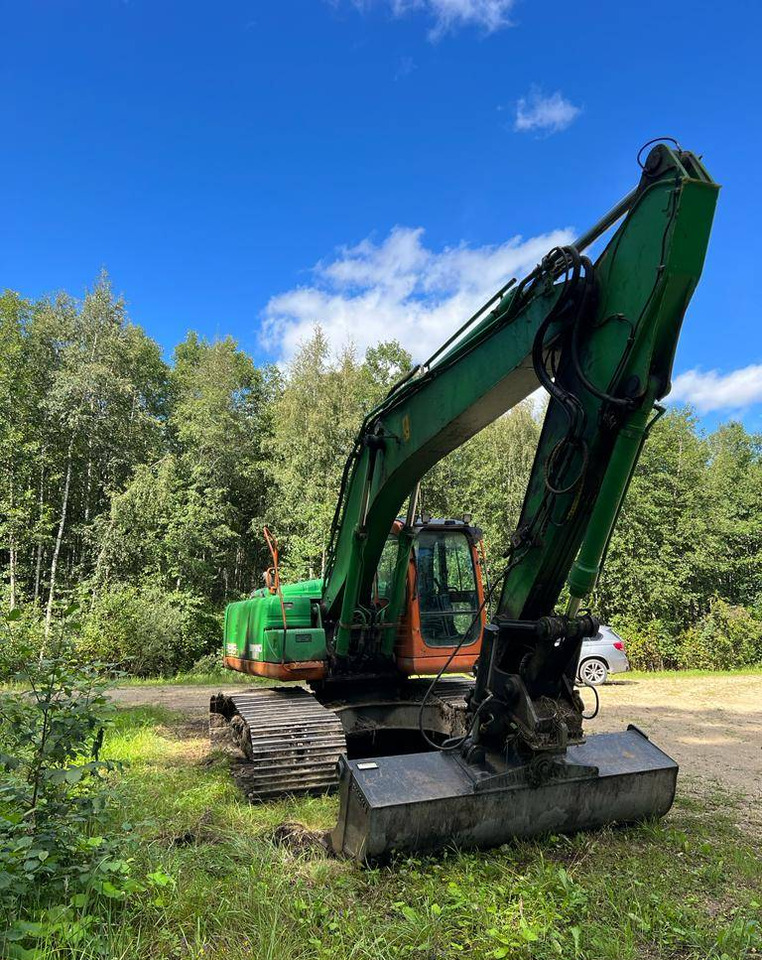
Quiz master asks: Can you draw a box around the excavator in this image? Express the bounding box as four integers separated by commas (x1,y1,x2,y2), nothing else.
211,141,719,861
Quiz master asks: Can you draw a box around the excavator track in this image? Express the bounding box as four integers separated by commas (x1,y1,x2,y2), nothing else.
210,678,474,801
210,688,347,800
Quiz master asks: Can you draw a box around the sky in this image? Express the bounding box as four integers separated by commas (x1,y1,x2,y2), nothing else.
2,0,761,428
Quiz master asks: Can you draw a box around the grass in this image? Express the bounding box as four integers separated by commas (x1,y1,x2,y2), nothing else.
3,681,760,960
0,671,264,694
36,702,754,960
117,665,762,688
116,670,265,687
7,664,761,693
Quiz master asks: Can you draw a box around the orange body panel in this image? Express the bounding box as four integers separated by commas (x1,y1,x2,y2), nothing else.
394,539,485,675
223,655,327,681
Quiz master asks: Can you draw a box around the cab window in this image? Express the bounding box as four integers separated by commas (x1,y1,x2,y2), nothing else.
414,530,480,647
374,535,399,605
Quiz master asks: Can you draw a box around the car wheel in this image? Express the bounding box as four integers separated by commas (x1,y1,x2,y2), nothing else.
579,658,608,686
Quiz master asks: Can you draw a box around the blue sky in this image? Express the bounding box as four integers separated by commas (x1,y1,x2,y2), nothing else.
2,0,761,427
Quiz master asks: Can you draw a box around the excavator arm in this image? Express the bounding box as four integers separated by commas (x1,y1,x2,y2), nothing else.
327,143,719,859
323,145,716,664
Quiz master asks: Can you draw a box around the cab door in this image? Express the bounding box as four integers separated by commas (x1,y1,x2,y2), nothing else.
395,525,485,675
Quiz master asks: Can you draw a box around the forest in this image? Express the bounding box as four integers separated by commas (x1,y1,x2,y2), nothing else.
2,275,761,676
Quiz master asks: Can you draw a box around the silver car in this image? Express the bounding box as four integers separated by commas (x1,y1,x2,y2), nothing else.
577,624,630,685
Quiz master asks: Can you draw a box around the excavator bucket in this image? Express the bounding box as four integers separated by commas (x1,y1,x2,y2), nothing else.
331,726,677,861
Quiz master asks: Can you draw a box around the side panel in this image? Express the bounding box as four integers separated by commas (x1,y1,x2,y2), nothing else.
223,582,328,679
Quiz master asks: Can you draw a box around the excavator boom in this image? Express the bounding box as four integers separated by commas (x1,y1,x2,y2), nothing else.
328,143,719,859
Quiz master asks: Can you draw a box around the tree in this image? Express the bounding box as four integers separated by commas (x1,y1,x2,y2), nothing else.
0,292,40,609
704,422,762,610
423,401,541,563
96,333,278,603
0,276,168,633
596,408,724,633
269,328,413,579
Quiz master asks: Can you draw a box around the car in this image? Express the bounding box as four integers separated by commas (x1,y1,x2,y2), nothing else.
576,625,630,685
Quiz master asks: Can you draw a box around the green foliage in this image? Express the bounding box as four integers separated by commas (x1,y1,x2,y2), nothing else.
269,329,413,579
0,613,144,954
79,583,221,677
597,410,762,630
2,270,762,677
423,400,541,562
677,599,762,670
96,333,279,604
0,607,45,680
609,617,681,671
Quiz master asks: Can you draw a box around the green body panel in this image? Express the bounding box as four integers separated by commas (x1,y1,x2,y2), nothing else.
319,145,718,659
224,579,326,663
261,627,326,663
249,578,324,601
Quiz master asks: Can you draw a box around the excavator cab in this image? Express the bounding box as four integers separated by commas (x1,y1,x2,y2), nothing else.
379,519,486,675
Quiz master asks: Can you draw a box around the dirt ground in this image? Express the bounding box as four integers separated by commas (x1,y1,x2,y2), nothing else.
112,673,762,812
589,674,761,801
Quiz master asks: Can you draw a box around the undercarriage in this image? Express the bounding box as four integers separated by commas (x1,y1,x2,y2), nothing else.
209,677,474,800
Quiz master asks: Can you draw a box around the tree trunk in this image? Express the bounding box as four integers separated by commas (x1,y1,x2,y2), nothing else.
83,331,99,525
8,533,16,610
33,460,46,604
34,547,44,605
45,437,74,639
90,516,114,608
84,443,93,523
8,466,16,609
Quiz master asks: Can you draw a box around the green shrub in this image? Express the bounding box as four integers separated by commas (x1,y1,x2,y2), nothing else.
609,617,681,671
0,613,175,955
0,607,45,681
0,613,138,952
676,599,762,670
182,650,227,678
79,583,221,677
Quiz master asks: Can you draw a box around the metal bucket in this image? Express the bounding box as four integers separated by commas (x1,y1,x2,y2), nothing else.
330,725,677,862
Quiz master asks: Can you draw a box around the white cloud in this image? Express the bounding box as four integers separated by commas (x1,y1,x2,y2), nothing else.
351,0,516,38
668,365,762,413
514,87,581,135
261,224,575,365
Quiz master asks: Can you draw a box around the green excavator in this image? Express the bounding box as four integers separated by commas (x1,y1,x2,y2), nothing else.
211,141,719,860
